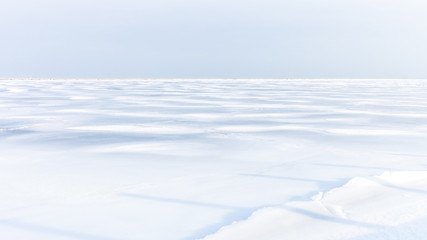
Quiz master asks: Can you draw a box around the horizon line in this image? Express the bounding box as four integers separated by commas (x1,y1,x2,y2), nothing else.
1,78,427,81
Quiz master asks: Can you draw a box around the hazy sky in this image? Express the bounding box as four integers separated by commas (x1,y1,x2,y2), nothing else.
1,0,427,78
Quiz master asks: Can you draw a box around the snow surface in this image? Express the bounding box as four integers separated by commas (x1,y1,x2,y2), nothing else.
1,79,427,240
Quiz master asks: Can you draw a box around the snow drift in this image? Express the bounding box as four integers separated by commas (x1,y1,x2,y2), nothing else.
1,79,427,239
202,171,427,240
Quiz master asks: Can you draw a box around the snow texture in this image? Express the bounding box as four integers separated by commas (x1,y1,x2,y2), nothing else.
1,79,427,240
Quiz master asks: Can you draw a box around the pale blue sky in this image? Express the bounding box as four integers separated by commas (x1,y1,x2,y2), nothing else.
1,0,426,78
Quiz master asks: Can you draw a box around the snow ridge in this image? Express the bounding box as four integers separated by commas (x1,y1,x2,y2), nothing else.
201,171,427,240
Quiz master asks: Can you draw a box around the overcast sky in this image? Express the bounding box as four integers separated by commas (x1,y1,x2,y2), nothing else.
1,0,427,78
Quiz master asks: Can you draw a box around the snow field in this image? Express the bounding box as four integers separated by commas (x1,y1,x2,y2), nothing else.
1,79,427,239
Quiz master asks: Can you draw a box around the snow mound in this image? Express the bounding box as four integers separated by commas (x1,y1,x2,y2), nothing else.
201,171,427,240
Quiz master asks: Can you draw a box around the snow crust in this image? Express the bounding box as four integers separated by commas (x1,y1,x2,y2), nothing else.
1,79,427,240
202,171,427,240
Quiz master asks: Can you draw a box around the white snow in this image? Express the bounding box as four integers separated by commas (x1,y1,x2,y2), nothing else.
202,171,427,240
1,79,427,240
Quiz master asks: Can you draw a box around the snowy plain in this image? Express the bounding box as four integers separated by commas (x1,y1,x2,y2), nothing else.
1,79,427,240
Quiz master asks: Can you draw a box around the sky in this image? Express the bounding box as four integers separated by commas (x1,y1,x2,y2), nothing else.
1,0,427,79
